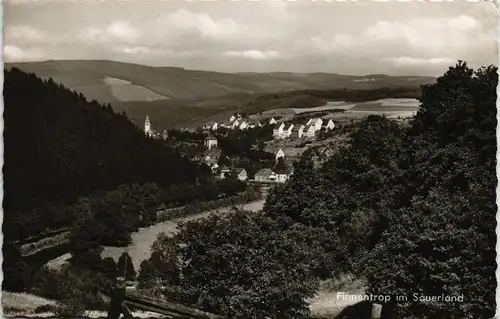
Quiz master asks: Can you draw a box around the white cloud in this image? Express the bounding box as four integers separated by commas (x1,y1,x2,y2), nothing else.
168,9,240,40
304,15,489,64
5,26,46,43
4,45,43,61
222,50,280,60
80,21,140,45
122,46,151,54
448,15,480,31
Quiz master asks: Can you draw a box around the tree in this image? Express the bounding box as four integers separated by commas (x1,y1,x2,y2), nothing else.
362,62,497,318
139,211,322,318
274,157,287,172
117,252,136,281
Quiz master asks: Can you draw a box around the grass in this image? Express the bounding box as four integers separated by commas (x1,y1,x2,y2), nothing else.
308,274,366,318
19,231,70,256
2,291,58,314
1,291,165,318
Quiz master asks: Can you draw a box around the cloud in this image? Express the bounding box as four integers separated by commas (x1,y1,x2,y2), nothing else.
80,21,140,45
222,50,280,60
5,26,48,45
167,9,240,40
3,0,496,75
448,15,480,31
304,15,490,62
4,45,43,61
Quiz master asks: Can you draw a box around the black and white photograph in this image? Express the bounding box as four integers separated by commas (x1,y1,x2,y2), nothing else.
2,0,498,318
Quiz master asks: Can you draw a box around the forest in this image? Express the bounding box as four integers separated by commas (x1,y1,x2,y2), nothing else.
137,62,497,319
3,68,218,241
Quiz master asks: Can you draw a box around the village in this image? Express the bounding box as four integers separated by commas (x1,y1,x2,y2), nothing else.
143,112,338,184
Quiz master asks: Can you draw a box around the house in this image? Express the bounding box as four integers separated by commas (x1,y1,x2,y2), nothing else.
292,125,305,138
211,122,219,131
231,120,240,130
273,123,285,139
324,119,335,130
248,119,262,129
254,168,275,183
162,130,169,140
239,121,249,130
232,168,248,181
269,117,277,125
282,124,294,138
305,124,316,138
275,149,285,161
276,170,291,183
211,163,219,174
220,167,231,179
306,118,323,131
229,115,236,123
204,136,218,150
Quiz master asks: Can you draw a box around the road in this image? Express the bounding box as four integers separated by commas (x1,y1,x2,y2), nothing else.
101,199,266,270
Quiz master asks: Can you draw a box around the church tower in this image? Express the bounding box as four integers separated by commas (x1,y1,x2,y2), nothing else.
145,115,151,134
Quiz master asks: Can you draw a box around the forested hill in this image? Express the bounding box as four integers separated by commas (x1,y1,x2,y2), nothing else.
3,68,206,231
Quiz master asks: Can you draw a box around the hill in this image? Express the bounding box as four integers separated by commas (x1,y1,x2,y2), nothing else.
3,68,208,241
5,60,436,129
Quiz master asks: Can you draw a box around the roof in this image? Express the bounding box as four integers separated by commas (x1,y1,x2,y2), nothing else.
205,135,217,140
276,169,291,175
305,124,315,130
232,167,246,174
255,168,274,177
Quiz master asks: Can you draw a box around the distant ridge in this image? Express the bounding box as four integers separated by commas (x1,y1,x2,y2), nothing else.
5,59,436,129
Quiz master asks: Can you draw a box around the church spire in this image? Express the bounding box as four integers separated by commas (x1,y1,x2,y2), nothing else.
145,115,151,134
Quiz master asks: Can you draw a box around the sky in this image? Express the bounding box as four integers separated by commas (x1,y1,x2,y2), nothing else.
3,0,498,76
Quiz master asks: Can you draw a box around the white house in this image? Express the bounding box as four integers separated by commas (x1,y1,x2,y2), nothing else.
211,163,219,173
232,168,248,181
282,124,294,138
229,115,236,123
275,149,285,161
231,120,240,130
273,123,286,139
324,119,335,130
211,122,219,131
305,124,316,138
306,118,323,131
239,121,249,130
220,167,231,179
269,117,277,125
254,168,274,183
292,125,305,138
276,171,291,183
204,136,218,150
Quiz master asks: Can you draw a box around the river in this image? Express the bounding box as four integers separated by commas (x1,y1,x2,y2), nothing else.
100,199,266,270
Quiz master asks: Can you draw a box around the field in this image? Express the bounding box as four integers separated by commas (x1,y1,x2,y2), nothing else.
103,77,170,102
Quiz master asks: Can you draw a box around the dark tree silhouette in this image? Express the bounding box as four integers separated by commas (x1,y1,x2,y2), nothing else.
117,252,136,281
